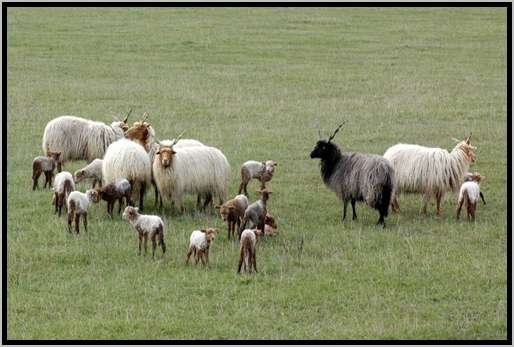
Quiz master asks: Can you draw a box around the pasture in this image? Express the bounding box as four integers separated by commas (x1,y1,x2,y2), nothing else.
6,7,508,340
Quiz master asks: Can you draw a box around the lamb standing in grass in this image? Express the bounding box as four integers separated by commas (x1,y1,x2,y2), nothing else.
237,229,258,274
95,178,133,218
238,160,277,196
186,228,218,266
74,159,103,188
32,149,61,190
456,172,485,221
216,194,248,240
52,171,75,217
66,189,100,234
239,189,272,239
122,206,166,258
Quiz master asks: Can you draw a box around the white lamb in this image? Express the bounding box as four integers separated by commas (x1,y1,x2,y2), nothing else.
456,173,485,221
52,171,75,217
74,159,103,188
66,189,100,234
238,160,277,196
186,228,217,265
122,206,166,258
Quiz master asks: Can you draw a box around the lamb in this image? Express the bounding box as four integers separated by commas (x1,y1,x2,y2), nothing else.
102,138,152,211
255,213,278,237
52,171,75,217
186,228,218,266
457,172,485,221
74,159,103,188
153,138,230,211
215,194,248,240
237,229,258,274
239,189,272,238
383,134,476,215
464,172,487,204
310,123,395,226
32,148,61,190
238,160,278,196
41,111,130,168
95,179,133,218
66,189,100,234
122,206,166,259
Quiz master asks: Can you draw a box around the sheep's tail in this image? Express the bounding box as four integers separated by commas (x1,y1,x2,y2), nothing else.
63,180,73,201
68,199,76,215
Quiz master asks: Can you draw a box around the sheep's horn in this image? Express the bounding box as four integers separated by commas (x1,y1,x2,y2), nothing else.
141,112,149,123
123,108,132,123
466,132,472,144
170,131,185,147
328,121,346,142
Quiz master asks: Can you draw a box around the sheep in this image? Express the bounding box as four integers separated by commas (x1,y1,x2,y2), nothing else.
41,111,131,168
102,138,152,211
153,138,230,211
383,134,476,215
238,160,278,196
52,171,75,217
215,194,248,240
464,172,487,204
457,172,485,221
310,122,395,227
74,159,103,188
95,178,133,218
239,189,272,238
124,116,156,153
237,229,258,274
32,148,61,190
122,206,166,258
255,213,278,237
66,189,100,234
186,228,218,266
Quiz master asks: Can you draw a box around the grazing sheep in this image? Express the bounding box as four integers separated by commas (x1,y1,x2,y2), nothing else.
32,149,61,190
215,194,248,240
238,160,278,196
102,138,152,211
153,138,230,211
239,189,272,238
42,111,130,167
237,229,258,274
457,172,485,221
384,134,476,215
74,159,103,188
186,228,218,266
122,206,166,258
310,123,395,226
52,171,75,217
95,178,132,218
66,189,100,234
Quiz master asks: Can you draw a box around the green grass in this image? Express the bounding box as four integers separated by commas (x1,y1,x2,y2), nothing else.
6,7,507,340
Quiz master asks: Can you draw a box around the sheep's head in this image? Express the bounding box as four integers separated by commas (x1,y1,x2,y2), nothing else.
46,147,62,162
310,122,345,160
465,171,484,183
155,144,176,168
122,206,139,221
86,189,100,203
264,160,277,174
201,228,217,243
264,213,277,228
453,133,476,163
257,188,272,201
73,169,85,183
216,202,235,221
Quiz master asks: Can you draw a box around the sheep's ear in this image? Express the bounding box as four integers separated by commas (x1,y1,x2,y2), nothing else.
465,133,472,144
200,229,207,233
273,162,277,166
155,150,160,155
134,207,139,213
214,205,221,209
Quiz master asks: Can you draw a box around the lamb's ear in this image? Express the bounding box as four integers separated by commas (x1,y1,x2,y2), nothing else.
155,150,160,155
200,229,207,233
214,205,221,209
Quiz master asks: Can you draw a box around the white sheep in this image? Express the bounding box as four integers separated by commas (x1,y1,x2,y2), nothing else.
66,189,100,234
74,159,103,188
237,229,258,274
52,171,75,217
153,139,230,211
383,134,476,215
186,228,218,265
42,113,130,168
457,172,485,221
238,160,277,196
102,138,152,211
122,206,166,258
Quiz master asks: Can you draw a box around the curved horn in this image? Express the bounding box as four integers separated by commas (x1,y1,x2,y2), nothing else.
141,112,149,123
170,131,185,147
123,108,132,123
465,132,472,144
328,121,346,142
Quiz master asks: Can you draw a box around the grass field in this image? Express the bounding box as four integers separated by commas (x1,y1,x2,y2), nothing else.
6,7,508,340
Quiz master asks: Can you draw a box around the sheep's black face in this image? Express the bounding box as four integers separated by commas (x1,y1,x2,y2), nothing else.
310,140,338,160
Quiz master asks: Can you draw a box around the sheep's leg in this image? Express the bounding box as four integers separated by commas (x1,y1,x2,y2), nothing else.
376,214,385,227
67,213,73,233
456,198,464,220
186,247,193,264
138,234,142,256
480,192,486,205
435,192,444,216
58,196,63,217
159,234,166,255
108,202,114,219
151,233,157,259
118,198,123,215
83,213,88,232
33,170,41,190
153,183,159,207
75,214,80,234
252,249,257,273
391,195,401,213
203,193,213,210
143,234,148,256
421,194,430,215
342,200,348,221
351,199,358,220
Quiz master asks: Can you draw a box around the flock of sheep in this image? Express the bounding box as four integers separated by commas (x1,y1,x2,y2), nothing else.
32,112,484,273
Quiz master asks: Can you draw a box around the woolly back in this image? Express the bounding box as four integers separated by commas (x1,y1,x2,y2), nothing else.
53,171,75,193
102,139,152,185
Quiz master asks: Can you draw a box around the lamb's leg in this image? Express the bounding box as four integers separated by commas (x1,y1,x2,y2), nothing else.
480,192,486,205
342,200,348,221
143,233,148,256
435,192,444,216
470,202,476,222
108,202,114,219
205,250,209,266
151,233,157,259
138,234,142,256
75,214,80,234
159,233,166,255
44,172,51,189
456,198,464,220
67,213,73,233
238,181,244,195
58,195,63,217
252,249,257,273
237,248,244,274
92,179,97,189
33,169,41,190
351,199,357,220
83,213,88,232
421,194,430,215
118,198,123,215
54,192,59,214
